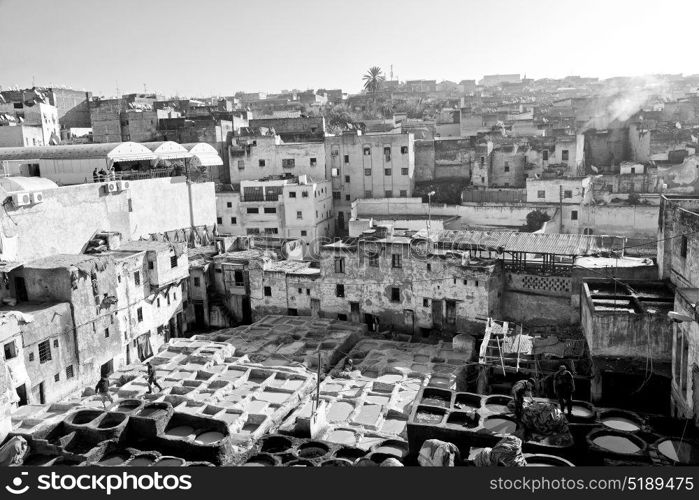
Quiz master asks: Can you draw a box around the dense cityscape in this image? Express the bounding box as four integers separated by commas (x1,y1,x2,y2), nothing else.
1,1,699,470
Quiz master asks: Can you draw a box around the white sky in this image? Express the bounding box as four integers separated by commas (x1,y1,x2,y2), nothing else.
0,0,697,97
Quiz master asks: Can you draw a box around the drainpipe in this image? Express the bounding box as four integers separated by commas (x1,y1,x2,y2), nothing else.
187,180,195,229
559,185,563,232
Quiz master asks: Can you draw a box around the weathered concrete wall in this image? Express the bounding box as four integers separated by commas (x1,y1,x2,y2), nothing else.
229,138,326,183
414,140,435,182
502,289,573,325
0,177,216,262
575,204,658,238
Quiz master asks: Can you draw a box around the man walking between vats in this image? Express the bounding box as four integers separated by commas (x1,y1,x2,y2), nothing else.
95,376,113,409
554,364,575,417
147,361,163,394
511,378,535,420
92,168,99,183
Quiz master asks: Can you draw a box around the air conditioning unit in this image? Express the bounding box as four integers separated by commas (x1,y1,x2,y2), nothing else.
117,180,130,191
30,192,44,204
331,168,339,177
106,182,118,193
12,192,31,206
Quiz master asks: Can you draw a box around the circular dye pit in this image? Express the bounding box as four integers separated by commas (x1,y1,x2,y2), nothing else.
354,458,378,467
195,431,225,445
243,454,277,467
657,439,699,464
326,429,357,446
138,406,167,419
114,400,141,413
525,454,575,467
484,417,517,434
155,457,186,467
296,442,330,459
592,434,641,455
99,453,131,466
260,435,293,454
373,440,408,459
128,455,157,466
601,417,640,432
285,459,314,467
333,447,367,461
166,425,195,438
321,458,353,467
571,405,595,418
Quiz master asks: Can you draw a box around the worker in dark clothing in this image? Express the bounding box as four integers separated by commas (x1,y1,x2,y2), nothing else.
98,168,108,182
95,376,113,409
93,168,99,183
554,364,575,417
146,362,163,394
511,378,535,420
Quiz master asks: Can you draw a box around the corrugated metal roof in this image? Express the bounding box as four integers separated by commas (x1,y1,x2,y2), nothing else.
434,230,625,256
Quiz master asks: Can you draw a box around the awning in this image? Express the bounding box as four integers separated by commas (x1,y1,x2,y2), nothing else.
182,142,223,167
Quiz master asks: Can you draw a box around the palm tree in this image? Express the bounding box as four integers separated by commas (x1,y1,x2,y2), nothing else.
362,66,385,94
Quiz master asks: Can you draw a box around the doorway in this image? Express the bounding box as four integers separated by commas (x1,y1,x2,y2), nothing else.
432,299,443,327
310,298,320,318
14,277,28,302
242,297,252,323
16,384,27,406
194,303,206,328
100,359,113,378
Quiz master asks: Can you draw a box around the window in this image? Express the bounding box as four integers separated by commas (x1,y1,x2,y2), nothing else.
385,190,393,198
475,280,479,287
310,157,317,166
258,159,266,167
53,339,59,348
227,202,233,208
148,260,154,270
334,257,345,273
217,217,223,224
630,167,636,174
384,168,392,176
104,327,110,338
561,150,569,161
333,191,341,200
345,195,351,201
350,302,360,315
282,158,295,168
391,287,400,302
401,168,409,175
289,191,296,198
344,175,350,183
38,340,51,363
363,146,371,156
134,271,140,286
571,210,578,220
400,190,407,197
680,236,688,258
401,146,408,154
66,365,74,379
246,228,260,234
423,298,430,307
264,228,278,234
480,156,485,166
384,146,391,161
344,154,349,163
234,270,244,286
336,284,345,297
170,255,178,268
463,279,468,285
302,191,309,198
264,207,276,214
537,190,545,199
338,313,348,321
237,160,245,170
296,211,303,219
369,254,379,267
264,286,272,297
137,308,143,322
4,341,17,360
54,373,60,382
392,254,402,268
426,263,432,271
564,190,573,199
194,277,201,287
364,168,371,176
365,190,373,198
306,289,310,295
288,308,298,316
504,162,510,172
28,352,34,362
231,217,237,224
301,230,307,236
542,150,549,161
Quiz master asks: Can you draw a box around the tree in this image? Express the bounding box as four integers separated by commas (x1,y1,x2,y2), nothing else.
323,104,355,134
523,210,551,232
362,66,385,95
